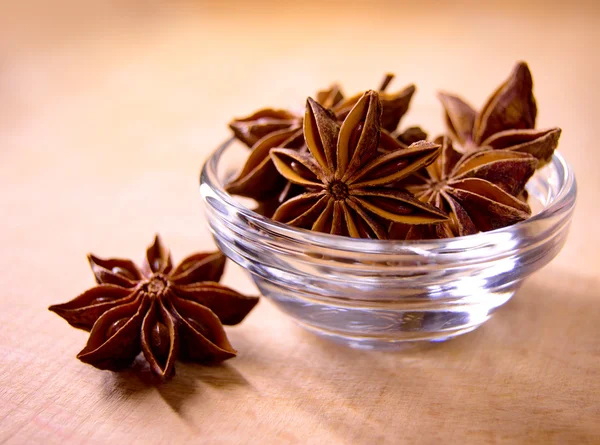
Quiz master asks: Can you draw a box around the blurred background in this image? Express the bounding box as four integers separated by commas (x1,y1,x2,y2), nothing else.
0,0,598,275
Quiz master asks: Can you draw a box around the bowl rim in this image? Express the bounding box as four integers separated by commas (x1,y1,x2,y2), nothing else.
200,138,577,255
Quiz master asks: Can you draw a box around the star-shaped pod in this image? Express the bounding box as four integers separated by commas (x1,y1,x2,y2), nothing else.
225,75,426,219
270,90,447,239
393,136,538,239
229,85,344,148
438,61,561,166
225,127,305,203
333,74,416,134
49,236,259,381
225,86,345,212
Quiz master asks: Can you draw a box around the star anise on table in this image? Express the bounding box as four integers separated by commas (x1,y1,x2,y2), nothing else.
438,61,561,166
390,136,538,239
48,236,259,381
269,90,447,239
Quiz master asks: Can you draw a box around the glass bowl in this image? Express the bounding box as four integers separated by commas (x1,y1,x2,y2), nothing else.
199,139,577,350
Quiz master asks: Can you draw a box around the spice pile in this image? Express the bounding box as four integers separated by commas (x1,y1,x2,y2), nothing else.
226,62,561,239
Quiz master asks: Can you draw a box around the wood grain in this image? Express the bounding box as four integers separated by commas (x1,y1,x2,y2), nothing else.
1,1,599,444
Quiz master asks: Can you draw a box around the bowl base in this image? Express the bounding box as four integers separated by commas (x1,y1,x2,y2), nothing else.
294,319,483,351
258,277,515,351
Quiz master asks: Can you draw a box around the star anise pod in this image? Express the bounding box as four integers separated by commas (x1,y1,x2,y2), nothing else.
333,74,416,134
225,86,345,213
227,123,428,218
396,126,428,147
269,90,447,239
391,136,538,239
48,236,259,381
225,126,306,204
336,75,427,154
229,85,344,148
438,61,561,166
226,76,421,215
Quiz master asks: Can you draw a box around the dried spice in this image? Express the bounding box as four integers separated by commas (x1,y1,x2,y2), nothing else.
391,136,537,239
225,127,305,203
225,61,561,241
396,126,428,147
315,84,345,109
49,236,258,381
270,91,447,239
333,74,416,133
229,85,344,148
438,61,561,166
226,75,423,215
229,108,300,148
225,125,428,215
226,86,347,211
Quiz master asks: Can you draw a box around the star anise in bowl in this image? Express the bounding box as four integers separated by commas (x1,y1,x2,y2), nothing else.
225,74,422,218
391,136,538,239
200,109,576,349
199,61,575,349
220,62,567,243
49,236,258,381
269,91,447,238
438,61,561,167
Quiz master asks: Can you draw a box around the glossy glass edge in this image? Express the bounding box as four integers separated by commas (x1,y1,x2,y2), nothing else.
200,138,577,254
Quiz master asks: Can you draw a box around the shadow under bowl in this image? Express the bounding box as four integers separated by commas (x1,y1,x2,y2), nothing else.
200,139,577,350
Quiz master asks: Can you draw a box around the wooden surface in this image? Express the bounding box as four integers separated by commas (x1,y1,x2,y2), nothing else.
1,1,599,444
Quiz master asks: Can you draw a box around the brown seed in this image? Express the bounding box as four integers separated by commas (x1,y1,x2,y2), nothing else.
106,318,128,340
111,267,136,280
151,322,170,361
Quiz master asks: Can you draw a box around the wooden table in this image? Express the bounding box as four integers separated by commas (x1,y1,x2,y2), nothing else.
1,1,599,443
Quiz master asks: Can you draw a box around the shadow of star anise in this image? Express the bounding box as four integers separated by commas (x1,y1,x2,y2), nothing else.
438,61,561,166
269,90,447,239
390,136,538,239
48,235,259,381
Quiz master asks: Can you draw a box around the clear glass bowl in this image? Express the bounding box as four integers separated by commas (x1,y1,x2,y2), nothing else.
200,139,577,349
